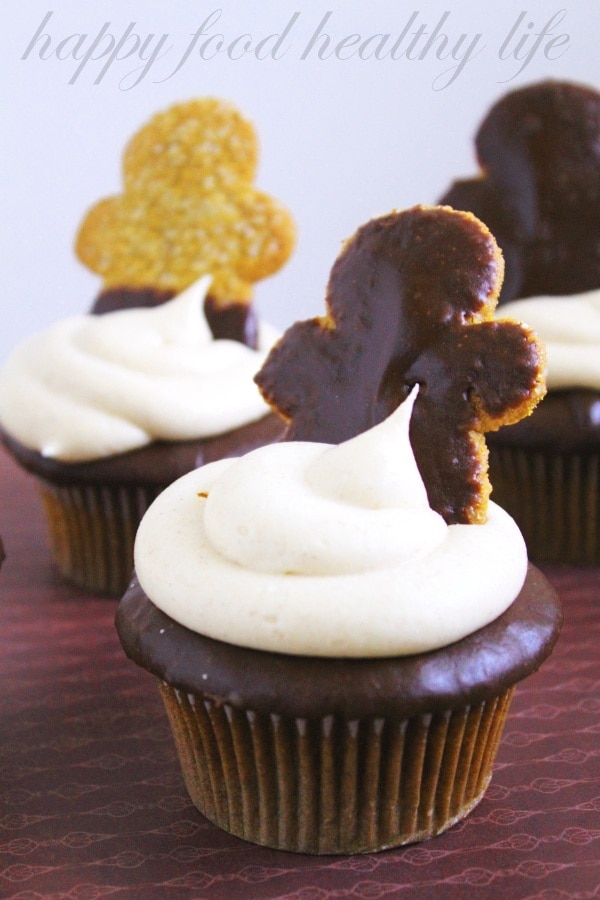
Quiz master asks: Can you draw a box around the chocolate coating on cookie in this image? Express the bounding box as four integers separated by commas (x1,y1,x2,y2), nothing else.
256,206,546,524
440,80,600,302
116,565,562,719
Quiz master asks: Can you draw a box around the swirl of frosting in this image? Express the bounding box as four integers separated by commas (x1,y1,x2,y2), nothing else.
134,390,527,657
499,289,600,390
0,276,277,462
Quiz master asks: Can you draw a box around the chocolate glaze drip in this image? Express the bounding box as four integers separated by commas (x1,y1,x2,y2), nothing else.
116,565,562,719
440,81,600,304
91,286,259,348
257,207,544,525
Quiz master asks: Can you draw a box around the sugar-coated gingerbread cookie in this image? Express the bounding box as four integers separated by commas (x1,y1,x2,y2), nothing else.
76,98,296,317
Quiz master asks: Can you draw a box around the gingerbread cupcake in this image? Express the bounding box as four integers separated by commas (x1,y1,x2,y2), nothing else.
440,80,600,563
116,206,561,854
0,98,295,595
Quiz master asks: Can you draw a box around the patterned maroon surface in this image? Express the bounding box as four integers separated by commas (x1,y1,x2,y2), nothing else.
1,448,599,899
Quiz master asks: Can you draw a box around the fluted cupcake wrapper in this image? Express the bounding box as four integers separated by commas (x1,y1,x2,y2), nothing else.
38,480,163,596
158,681,515,854
489,447,600,565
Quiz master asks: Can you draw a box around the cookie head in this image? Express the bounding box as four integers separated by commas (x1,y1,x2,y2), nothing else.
75,98,296,307
440,80,600,302
257,206,546,524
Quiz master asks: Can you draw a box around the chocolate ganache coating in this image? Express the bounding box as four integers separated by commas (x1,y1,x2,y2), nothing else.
116,565,562,720
0,414,284,487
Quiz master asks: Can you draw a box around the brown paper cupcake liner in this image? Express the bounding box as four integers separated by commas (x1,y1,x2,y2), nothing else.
489,447,600,565
38,480,163,595
158,681,515,854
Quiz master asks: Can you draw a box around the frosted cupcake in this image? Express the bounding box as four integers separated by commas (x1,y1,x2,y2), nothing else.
0,98,295,594
440,80,600,562
116,206,561,853
0,277,283,594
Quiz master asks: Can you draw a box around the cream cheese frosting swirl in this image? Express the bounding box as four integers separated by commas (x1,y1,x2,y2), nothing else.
499,289,600,390
0,276,278,462
134,389,528,657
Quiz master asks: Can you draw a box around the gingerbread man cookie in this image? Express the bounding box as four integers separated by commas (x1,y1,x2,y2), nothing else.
256,206,546,524
76,98,296,343
440,80,600,303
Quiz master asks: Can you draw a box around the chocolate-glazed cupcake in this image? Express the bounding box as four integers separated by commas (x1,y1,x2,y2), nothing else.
440,80,600,563
0,98,295,595
116,207,561,853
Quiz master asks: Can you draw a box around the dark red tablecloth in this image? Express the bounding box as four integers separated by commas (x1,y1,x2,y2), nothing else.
1,447,599,898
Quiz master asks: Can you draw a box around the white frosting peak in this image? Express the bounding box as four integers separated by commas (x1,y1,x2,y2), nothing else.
135,393,527,657
157,275,213,344
202,388,446,577
307,386,429,509
498,288,600,390
0,277,277,461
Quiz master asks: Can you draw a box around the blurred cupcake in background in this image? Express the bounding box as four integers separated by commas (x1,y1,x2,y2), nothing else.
440,80,600,563
0,98,295,595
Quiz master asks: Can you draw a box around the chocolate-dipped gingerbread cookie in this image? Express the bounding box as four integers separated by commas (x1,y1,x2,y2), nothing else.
440,80,600,304
257,205,545,524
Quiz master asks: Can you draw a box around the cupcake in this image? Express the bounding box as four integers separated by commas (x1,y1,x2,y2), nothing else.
116,206,561,854
440,80,600,563
0,98,295,595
